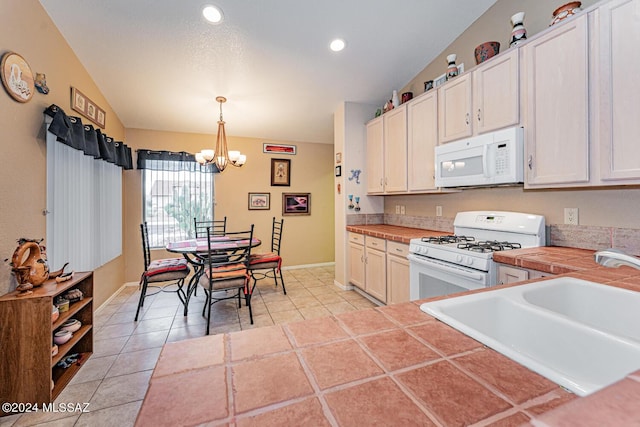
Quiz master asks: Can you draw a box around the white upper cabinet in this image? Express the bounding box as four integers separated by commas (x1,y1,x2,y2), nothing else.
366,105,408,194
438,73,473,143
592,0,640,184
407,90,438,191
366,116,384,194
439,49,520,144
472,49,520,135
383,104,408,192
522,14,590,188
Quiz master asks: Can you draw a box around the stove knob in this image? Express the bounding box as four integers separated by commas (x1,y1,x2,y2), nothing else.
422,247,429,255
456,255,463,263
466,258,474,266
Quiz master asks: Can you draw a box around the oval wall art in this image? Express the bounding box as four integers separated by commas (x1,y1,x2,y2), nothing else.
1,52,35,103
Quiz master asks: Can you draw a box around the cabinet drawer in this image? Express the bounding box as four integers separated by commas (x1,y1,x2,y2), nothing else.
366,236,386,250
348,232,365,245
387,241,409,257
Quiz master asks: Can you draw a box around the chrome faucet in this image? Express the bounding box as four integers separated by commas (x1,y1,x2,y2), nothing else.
594,248,640,270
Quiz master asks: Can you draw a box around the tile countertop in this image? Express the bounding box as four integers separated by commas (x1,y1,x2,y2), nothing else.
346,224,448,243
136,231,640,426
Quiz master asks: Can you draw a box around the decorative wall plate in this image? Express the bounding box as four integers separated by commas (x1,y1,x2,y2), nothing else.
1,52,35,102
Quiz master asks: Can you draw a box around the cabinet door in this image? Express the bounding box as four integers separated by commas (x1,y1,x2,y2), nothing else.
473,49,519,134
523,15,590,187
408,91,438,191
366,117,384,193
594,0,640,183
365,248,386,302
438,73,472,143
383,105,408,192
348,243,365,289
387,254,410,304
497,265,528,285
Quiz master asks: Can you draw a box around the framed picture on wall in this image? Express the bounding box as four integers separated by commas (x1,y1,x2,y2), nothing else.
71,87,106,128
282,193,310,216
248,193,270,210
271,158,291,186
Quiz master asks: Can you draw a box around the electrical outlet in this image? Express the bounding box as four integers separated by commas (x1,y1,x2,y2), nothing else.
395,205,400,214
436,206,443,217
400,205,406,215
564,208,579,225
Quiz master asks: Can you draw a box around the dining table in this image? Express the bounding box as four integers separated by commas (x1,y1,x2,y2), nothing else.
166,235,261,315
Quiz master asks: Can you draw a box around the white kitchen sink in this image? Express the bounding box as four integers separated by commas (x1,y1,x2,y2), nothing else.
420,278,640,396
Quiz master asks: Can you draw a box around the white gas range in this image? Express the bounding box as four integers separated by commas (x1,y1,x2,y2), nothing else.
408,211,545,300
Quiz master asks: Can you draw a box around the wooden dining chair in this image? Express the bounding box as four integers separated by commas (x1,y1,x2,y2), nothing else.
199,224,255,335
194,216,227,238
135,222,190,321
248,217,285,295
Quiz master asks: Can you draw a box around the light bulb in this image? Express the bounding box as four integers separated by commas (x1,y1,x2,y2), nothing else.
202,149,214,161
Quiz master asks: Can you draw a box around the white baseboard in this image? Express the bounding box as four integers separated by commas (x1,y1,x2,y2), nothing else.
282,262,335,270
95,282,138,314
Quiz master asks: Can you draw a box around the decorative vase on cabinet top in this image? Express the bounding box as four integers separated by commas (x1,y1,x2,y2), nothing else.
392,90,400,108
509,12,527,48
550,2,582,26
474,41,500,64
446,54,459,80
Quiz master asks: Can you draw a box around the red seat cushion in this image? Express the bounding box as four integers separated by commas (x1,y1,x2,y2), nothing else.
249,252,282,271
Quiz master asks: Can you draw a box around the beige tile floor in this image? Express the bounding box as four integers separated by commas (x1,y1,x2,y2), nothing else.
1,266,377,427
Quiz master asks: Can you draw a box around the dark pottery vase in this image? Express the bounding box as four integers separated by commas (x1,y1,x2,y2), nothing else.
474,41,500,64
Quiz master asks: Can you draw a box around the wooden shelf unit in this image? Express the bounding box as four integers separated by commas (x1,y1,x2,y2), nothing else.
0,271,93,414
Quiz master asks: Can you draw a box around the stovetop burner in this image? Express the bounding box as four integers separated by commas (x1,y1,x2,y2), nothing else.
421,235,475,244
457,240,523,253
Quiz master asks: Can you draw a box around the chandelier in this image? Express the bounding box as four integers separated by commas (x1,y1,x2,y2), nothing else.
195,96,246,172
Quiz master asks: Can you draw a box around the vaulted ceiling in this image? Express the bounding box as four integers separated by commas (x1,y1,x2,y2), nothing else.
39,0,497,144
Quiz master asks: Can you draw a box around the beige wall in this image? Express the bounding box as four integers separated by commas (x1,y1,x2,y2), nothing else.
389,0,640,230
1,1,334,298
123,129,335,283
402,0,600,96
0,0,126,303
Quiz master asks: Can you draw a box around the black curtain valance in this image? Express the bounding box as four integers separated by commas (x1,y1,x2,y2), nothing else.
136,149,218,173
44,104,133,170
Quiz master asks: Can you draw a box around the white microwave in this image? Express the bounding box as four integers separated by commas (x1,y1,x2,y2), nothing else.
435,126,524,188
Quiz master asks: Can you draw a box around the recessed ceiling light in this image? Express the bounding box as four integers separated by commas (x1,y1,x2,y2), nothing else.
202,5,224,24
330,39,346,52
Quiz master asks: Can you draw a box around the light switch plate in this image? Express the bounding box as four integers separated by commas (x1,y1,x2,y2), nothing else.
436,206,443,217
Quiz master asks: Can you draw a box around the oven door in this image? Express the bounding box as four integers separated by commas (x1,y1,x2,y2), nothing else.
408,253,491,300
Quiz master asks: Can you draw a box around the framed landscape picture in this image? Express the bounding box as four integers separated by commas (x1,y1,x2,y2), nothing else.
248,193,270,210
271,158,291,186
282,193,310,216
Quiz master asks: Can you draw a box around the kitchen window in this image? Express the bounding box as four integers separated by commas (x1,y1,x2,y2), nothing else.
138,150,216,248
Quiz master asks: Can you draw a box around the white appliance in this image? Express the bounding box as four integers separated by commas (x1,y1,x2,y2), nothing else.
408,211,545,300
435,126,524,188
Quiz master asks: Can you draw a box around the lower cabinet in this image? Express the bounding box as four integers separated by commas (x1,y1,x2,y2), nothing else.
497,264,553,285
348,233,411,304
0,271,94,412
348,233,387,303
386,241,410,304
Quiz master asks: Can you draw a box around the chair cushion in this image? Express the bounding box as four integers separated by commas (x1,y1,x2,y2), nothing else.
145,258,189,277
249,252,282,271
199,263,249,291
